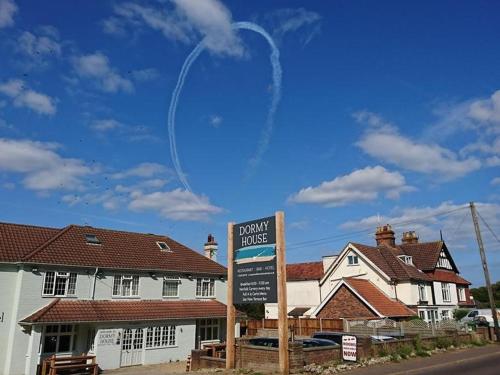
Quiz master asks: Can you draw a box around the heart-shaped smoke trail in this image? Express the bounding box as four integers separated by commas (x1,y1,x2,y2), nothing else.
168,22,282,193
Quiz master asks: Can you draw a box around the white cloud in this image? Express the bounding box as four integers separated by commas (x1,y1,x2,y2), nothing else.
106,0,243,57
341,201,500,252
266,8,321,46
16,30,61,58
288,166,414,207
90,119,123,132
0,79,56,115
0,0,17,28
72,52,133,93
111,162,169,179
131,68,159,82
210,115,222,127
128,188,222,221
491,177,500,186
354,111,481,180
88,118,159,143
468,90,500,126
0,138,94,191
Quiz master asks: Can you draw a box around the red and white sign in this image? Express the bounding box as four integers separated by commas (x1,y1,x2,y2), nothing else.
342,335,357,362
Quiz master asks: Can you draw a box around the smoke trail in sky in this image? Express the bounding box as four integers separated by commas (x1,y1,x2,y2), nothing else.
168,21,282,193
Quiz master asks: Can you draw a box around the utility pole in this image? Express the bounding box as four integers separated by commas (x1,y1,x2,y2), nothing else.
470,202,499,341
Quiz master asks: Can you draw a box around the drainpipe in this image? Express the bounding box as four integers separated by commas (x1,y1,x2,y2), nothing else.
92,268,99,300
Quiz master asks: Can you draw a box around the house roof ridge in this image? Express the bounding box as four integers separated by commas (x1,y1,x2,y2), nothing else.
0,221,61,231
69,224,171,239
21,225,75,262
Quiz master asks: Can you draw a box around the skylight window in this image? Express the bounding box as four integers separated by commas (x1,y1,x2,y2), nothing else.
157,241,170,251
85,234,101,245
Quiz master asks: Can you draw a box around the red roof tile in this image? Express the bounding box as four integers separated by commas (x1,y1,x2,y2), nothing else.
428,269,471,285
346,278,416,318
351,243,431,282
287,262,323,281
0,222,59,262
398,242,445,271
0,222,226,275
21,299,234,324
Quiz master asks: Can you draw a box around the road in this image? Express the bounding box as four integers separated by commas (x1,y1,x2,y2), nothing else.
346,344,500,375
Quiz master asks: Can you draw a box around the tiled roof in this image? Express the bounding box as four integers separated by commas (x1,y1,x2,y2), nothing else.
351,243,431,282
398,242,444,271
346,278,416,317
287,262,323,281
0,222,60,262
21,299,234,324
0,222,226,275
428,269,471,285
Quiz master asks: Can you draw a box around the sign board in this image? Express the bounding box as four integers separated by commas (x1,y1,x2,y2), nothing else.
98,329,118,346
233,216,277,304
342,335,357,362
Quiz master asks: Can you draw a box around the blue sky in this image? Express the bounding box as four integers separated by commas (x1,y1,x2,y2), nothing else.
0,0,499,286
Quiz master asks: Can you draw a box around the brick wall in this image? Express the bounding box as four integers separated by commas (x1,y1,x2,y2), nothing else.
317,285,377,319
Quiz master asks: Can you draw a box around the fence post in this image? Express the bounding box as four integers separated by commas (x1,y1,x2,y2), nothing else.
320,318,323,332
400,321,404,337
431,322,435,336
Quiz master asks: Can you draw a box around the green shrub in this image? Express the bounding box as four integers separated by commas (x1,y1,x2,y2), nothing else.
453,309,470,321
378,346,388,357
397,345,413,359
390,354,400,362
413,335,423,352
436,337,452,349
416,349,431,357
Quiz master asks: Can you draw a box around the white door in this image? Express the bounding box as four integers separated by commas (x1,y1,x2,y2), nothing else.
120,328,144,367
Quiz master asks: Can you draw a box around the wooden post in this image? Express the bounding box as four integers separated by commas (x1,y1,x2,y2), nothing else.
470,202,500,341
276,211,289,374
226,222,236,369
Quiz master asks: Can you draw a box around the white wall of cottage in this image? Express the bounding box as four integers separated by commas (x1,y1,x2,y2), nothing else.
265,279,321,319
1,264,228,375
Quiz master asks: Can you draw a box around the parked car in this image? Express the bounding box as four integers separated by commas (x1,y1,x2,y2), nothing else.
473,310,500,327
312,331,397,344
301,338,340,348
248,337,338,348
460,309,493,324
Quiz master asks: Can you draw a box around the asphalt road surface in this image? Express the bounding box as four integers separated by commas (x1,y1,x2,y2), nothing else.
346,344,500,375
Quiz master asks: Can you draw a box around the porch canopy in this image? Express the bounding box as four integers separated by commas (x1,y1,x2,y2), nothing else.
20,299,235,324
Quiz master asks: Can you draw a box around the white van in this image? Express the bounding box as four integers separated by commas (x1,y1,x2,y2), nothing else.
460,309,498,325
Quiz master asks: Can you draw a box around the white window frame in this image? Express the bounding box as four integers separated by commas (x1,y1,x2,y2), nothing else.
441,282,451,302
156,241,171,251
162,277,181,298
112,275,140,297
418,284,427,302
347,255,359,266
42,271,77,297
418,311,426,320
42,325,77,354
196,278,215,298
441,310,449,320
145,326,176,349
437,251,452,269
457,286,466,302
398,255,413,265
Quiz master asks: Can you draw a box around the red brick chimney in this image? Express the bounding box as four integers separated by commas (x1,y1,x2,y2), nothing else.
375,224,396,247
401,231,419,244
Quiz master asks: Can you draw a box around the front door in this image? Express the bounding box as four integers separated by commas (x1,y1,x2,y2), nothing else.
120,328,143,367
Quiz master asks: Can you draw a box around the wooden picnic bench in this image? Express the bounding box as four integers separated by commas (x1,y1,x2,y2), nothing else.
41,355,98,375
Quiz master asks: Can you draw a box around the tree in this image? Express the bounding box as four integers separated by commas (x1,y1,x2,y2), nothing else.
470,281,500,308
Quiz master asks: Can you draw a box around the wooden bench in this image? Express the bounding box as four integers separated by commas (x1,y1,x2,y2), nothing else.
41,355,98,375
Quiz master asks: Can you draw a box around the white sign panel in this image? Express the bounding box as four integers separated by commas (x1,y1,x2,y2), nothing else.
342,335,357,362
98,329,118,346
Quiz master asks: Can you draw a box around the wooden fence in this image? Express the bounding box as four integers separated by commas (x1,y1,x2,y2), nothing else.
242,318,343,337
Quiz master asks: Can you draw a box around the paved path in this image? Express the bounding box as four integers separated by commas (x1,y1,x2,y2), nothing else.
346,344,500,375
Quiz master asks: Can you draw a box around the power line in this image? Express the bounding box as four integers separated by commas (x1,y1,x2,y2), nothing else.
477,209,500,244
286,205,468,251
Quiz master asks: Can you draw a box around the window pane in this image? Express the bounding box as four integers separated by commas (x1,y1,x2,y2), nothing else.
113,276,121,296
54,276,67,296
58,335,71,352
67,273,77,295
43,335,57,353
169,326,176,346
146,327,153,348
43,272,55,295
132,276,139,296
122,279,131,296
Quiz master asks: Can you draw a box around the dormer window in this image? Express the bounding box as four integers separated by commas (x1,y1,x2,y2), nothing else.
347,255,359,265
85,234,101,245
156,241,170,251
398,255,413,265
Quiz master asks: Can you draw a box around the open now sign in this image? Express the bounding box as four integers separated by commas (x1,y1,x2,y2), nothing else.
342,335,357,362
